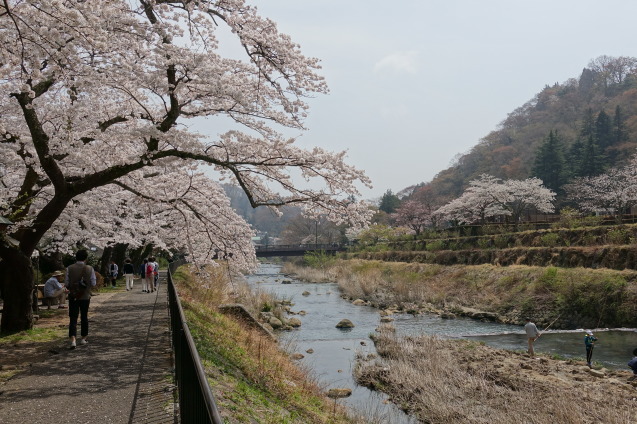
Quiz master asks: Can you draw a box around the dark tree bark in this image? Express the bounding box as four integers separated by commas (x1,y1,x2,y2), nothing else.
0,246,34,333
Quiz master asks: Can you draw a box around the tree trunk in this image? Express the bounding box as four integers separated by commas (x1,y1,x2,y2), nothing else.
99,246,113,276
0,248,34,333
112,243,129,269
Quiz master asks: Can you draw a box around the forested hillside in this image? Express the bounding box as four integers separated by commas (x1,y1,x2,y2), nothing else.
416,55,637,204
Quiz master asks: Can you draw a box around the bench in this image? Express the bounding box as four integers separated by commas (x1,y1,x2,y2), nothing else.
35,284,59,309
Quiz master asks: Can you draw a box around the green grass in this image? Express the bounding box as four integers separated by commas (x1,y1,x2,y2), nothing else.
0,326,65,344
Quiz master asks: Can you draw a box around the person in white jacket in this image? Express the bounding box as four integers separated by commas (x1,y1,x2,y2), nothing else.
524,318,541,357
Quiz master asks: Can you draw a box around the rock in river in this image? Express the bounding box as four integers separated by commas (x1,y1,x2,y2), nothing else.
336,319,355,329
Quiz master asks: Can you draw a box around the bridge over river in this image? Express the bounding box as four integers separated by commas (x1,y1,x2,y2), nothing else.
254,243,345,257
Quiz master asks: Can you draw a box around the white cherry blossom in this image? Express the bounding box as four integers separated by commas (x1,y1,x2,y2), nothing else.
0,0,372,332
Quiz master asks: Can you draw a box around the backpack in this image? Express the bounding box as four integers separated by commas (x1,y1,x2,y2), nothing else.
68,265,89,300
146,263,154,276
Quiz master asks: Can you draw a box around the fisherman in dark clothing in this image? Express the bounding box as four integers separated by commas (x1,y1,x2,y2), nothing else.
584,330,598,368
628,348,637,381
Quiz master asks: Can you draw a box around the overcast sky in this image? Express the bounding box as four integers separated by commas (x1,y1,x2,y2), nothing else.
215,1,637,201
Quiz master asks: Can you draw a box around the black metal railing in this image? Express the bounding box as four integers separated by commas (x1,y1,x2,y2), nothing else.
254,243,345,257
167,263,223,424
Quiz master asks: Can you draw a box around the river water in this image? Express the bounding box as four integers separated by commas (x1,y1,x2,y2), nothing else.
245,263,637,422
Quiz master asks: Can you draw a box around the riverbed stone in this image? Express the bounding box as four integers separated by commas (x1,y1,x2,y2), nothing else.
288,317,302,327
352,299,366,306
327,388,352,399
380,316,394,323
269,317,283,329
290,353,304,360
588,369,605,378
302,291,311,296
336,319,355,328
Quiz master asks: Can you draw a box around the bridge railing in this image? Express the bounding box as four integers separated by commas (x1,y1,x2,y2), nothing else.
254,243,343,252
167,261,223,424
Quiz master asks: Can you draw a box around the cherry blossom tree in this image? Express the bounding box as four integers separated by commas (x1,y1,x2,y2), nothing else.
565,156,637,219
0,1,372,332
434,175,508,225
391,200,432,236
434,174,555,225
500,177,556,223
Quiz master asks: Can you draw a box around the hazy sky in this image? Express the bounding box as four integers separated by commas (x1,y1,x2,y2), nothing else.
215,1,637,200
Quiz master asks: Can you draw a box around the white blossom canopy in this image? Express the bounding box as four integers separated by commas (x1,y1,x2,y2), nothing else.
434,174,555,225
0,0,372,269
566,155,637,216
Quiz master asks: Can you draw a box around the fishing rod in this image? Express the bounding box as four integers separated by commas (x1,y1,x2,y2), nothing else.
536,313,561,339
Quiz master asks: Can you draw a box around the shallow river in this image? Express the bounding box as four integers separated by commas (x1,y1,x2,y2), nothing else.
245,263,637,422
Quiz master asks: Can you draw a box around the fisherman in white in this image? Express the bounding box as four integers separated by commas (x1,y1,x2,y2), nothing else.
524,318,541,357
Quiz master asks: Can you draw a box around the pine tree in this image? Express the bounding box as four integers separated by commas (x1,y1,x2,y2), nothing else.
379,190,401,214
580,108,596,140
609,105,628,163
567,138,585,178
595,109,612,151
613,105,627,144
532,130,566,193
578,135,606,177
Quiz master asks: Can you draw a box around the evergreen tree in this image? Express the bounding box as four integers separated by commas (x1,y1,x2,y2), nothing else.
567,138,585,178
609,105,628,163
595,109,612,151
578,135,606,177
580,108,596,140
378,189,401,214
532,130,566,193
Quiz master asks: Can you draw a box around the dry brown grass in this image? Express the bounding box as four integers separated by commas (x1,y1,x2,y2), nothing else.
284,259,637,328
356,327,637,424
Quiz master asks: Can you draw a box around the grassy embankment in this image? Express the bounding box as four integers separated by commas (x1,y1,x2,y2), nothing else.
283,258,637,329
171,265,363,424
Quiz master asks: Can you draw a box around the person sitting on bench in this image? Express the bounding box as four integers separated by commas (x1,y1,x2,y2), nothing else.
43,270,68,309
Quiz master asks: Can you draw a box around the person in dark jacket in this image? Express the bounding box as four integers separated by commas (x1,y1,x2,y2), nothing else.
65,249,96,349
139,258,149,293
628,348,637,381
123,258,135,291
584,330,598,368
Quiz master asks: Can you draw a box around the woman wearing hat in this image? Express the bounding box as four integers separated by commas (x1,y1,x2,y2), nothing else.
43,270,69,309
584,330,598,368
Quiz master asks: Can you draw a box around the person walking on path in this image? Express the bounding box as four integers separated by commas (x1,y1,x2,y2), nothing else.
584,330,598,368
150,256,159,290
65,249,97,349
43,270,68,309
123,258,135,291
524,318,541,357
628,348,637,381
108,260,119,288
145,259,156,293
139,258,148,292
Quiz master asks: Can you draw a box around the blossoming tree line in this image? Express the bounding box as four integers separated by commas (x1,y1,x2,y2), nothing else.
0,1,373,332
389,155,637,239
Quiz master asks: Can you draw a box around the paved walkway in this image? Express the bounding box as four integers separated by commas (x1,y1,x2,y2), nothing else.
0,273,176,424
